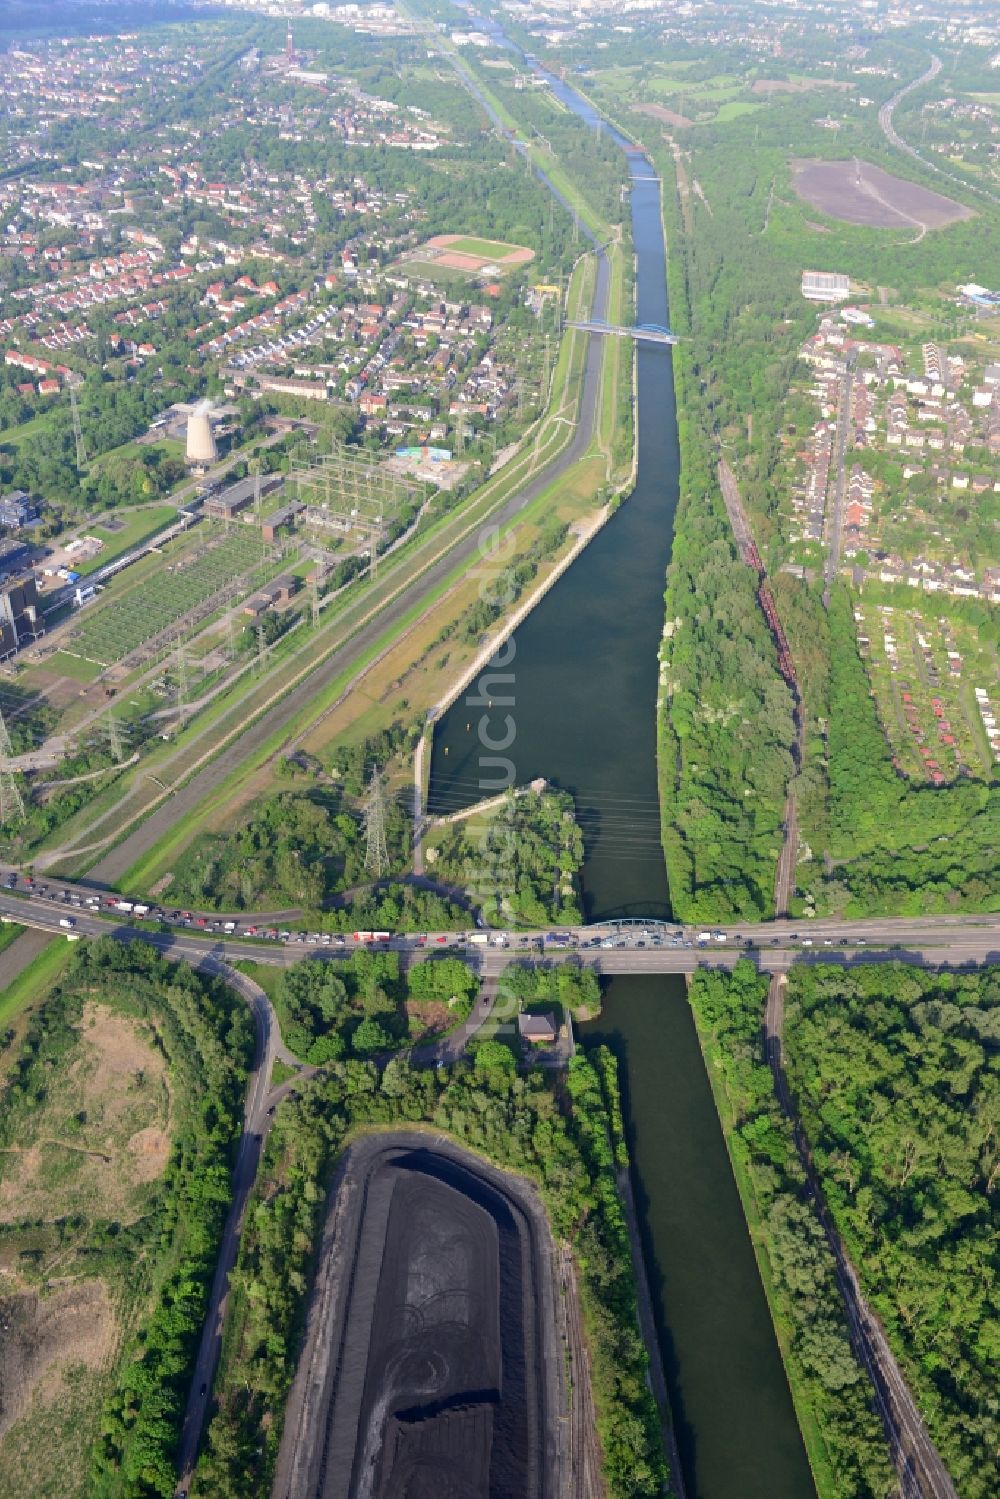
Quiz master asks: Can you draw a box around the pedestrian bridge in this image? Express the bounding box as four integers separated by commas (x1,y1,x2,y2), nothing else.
567,319,678,345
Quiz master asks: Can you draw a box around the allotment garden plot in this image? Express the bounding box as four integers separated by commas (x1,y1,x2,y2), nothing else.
856,602,999,783
67,528,278,670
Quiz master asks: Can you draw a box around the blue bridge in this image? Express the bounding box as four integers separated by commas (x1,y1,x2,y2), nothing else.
567,319,678,345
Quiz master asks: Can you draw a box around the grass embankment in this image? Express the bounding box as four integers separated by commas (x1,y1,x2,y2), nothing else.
0,919,24,959
0,934,72,1032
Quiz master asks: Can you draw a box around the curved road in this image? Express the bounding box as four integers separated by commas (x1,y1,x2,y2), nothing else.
172,956,306,1495
878,54,999,209
878,55,941,163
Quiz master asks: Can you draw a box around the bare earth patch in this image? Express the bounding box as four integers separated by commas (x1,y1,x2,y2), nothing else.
790,157,973,230
0,1002,171,1226
405,998,453,1040
0,1279,115,1440
634,102,694,128
126,1126,171,1182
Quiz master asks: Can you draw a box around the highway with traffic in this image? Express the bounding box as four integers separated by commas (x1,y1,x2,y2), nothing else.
3,868,1000,973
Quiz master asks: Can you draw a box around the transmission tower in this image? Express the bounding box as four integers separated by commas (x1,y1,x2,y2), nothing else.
106,712,124,762
362,765,389,878
69,382,87,473
175,641,189,714
226,611,239,662
0,707,25,825
310,573,321,628
255,618,269,675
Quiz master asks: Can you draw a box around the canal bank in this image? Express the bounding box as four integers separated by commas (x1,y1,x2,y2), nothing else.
428,38,816,1499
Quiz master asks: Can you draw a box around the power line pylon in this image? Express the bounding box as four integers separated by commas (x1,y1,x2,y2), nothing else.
362,765,389,878
175,641,189,714
69,382,87,473
106,712,124,762
310,573,321,628
255,618,269,676
0,707,25,825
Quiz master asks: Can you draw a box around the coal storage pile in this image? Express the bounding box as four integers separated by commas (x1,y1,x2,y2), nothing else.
277,1135,564,1499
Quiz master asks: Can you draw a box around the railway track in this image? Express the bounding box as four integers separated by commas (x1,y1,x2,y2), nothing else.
559,1243,604,1499
764,977,957,1498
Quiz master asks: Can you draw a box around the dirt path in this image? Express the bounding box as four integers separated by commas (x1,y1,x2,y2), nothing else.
852,158,928,242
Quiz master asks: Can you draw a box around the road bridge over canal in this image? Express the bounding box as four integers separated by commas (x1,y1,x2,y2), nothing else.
567,318,679,344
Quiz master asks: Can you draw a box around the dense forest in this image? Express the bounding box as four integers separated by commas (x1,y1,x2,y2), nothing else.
252,948,478,1064
0,939,251,1499
688,963,895,1498
193,1038,667,1499
784,963,1000,1497
429,786,585,926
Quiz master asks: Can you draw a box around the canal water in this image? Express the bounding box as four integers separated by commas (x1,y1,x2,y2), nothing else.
429,31,815,1499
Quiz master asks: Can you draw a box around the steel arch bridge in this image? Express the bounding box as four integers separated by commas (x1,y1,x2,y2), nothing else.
566,319,678,345
580,917,679,932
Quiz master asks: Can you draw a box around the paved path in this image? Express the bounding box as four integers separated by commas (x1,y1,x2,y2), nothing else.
173,956,308,1495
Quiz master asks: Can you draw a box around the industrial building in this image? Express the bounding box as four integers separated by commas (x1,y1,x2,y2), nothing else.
801,270,851,303
261,499,302,542
244,575,299,616
0,575,42,661
204,473,283,521
0,490,39,529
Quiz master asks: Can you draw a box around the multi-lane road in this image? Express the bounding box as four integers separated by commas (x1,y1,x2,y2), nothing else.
3,874,1000,973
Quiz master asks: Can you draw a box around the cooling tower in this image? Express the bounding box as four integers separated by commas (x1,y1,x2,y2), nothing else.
185,400,218,466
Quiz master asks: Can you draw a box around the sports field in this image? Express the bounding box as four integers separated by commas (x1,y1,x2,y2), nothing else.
446,235,522,258
416,233,535,274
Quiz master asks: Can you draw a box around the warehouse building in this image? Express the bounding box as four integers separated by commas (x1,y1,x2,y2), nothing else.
801,270,851,303
204,473,283,521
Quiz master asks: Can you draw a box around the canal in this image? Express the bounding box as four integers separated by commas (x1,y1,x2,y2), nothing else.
428,33,815,1499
